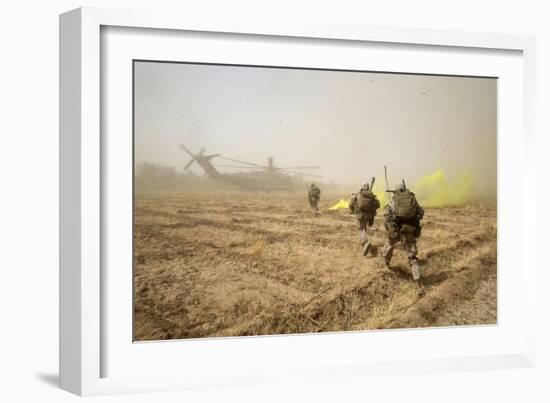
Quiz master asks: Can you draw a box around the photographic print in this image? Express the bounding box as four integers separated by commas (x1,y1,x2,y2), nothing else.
133,61,497,341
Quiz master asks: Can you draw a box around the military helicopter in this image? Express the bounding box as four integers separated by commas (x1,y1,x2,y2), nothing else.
180,144,321,191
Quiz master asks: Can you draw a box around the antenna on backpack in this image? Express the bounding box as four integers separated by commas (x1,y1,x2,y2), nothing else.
402,179,407,190
384,165,393,202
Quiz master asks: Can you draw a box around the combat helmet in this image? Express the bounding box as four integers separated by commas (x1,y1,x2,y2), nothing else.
395,182,406,192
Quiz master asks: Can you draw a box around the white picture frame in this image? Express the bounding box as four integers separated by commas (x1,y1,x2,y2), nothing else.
59,6,537,396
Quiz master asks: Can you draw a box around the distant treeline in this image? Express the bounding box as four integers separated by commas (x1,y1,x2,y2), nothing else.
135,161,353,193
135,162,238,192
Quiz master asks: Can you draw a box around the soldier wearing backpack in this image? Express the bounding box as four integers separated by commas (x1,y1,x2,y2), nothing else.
382,183,425,294
349,182,381,256
308,183,321,214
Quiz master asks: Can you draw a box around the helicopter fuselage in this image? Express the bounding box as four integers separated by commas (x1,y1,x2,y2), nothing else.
180,144,318,192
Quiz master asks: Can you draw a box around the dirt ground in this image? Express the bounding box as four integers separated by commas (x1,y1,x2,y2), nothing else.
133,191,497,341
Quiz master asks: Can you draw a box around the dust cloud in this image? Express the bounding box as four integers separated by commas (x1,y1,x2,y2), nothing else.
134,61,496,205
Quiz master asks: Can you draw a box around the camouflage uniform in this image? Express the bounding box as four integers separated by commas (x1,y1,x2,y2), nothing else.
382,191,424,281
308,184,321,212
349,183,380,255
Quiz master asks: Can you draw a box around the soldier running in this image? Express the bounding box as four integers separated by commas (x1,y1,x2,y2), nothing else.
382,183,425,294
308,183,321,214
349,180,380,256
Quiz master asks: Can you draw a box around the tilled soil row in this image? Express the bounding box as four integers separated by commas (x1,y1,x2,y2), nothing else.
133,193,497,340
199,231,496,338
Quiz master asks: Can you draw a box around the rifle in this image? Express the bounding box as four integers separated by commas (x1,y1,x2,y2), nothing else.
384,166,393,200
370,176,375,190
349,192,357,214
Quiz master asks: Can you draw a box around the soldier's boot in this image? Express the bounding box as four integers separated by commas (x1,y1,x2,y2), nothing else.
359,230,370,256
362,241,371,256
382,243,392,269
410,259,425,296
415,280,426,296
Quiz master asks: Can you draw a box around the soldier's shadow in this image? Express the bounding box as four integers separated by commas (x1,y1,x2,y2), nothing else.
416,258,450,286
421,272,449,286
388,261,449,287
387,265,412,281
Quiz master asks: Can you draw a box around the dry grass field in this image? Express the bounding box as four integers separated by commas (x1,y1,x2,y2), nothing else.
133,191,497,341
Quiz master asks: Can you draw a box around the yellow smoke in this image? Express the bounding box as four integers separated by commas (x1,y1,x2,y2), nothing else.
329,199,350,210
412,169,473,207
329,169,473,211
373,184,388,207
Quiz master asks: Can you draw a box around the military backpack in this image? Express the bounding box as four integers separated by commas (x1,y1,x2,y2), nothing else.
357,189,379,213
309,187,320,198
392,189,418,220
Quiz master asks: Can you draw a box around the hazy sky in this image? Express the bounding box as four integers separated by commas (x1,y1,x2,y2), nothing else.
134,61,496,194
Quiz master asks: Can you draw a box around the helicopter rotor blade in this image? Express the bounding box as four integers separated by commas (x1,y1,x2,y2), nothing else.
204,153,222,160
179,144,195,158
218,156,268,169
215,165,264,169
184,159,195,170
274,166,321,170
278,169,323,178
